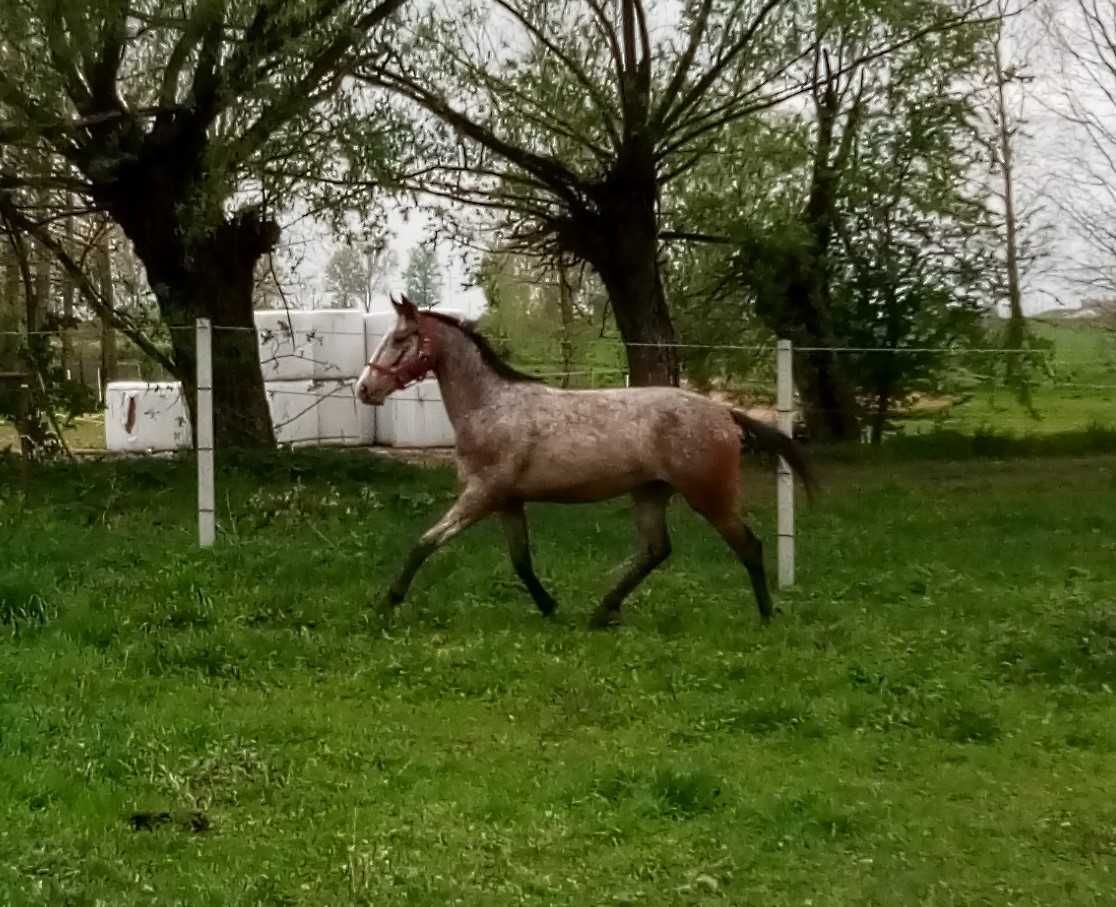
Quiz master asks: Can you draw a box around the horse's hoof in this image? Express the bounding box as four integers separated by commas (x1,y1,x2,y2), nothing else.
588,607,621,630
537,597,559,618
373,592,402,623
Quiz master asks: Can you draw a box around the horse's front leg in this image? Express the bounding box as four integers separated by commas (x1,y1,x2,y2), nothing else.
501,503,558,616
380,486,493,613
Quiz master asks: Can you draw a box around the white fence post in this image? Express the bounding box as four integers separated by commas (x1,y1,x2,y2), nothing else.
196,318,216,548
776,339,795,588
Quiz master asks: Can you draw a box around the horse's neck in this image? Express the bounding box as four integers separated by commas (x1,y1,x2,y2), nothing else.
424,319,504,426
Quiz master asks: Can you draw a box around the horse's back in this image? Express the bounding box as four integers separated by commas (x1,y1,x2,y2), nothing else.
468,385,739,503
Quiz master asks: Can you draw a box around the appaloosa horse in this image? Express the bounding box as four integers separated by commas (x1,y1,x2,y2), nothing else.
356,297,814,628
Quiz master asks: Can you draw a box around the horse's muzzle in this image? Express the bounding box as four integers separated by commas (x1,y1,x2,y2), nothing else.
355,382,384,407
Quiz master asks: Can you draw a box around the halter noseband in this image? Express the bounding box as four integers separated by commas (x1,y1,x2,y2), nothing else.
371,331,436,391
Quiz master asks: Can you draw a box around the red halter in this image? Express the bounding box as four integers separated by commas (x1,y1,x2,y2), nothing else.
371,332,436,391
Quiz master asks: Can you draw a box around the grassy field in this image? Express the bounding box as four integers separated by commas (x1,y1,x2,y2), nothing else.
905,320,1116,436
2,445,1115,905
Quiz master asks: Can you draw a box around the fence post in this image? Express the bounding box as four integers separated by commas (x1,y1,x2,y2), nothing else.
776,339,795,588
196,318,216,547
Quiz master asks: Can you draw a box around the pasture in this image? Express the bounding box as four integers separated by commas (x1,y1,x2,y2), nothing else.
2,444,1115,905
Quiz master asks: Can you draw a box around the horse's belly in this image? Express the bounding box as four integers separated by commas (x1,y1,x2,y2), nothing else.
523,475,649,503
514,446,660,502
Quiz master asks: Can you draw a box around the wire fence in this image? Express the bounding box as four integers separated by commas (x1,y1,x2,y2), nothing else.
4,320,1116,443
3,313,1113,587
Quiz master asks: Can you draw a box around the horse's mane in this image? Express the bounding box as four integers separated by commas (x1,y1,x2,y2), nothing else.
423,311,543,384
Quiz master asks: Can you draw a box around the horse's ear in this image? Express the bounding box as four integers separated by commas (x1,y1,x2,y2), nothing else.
390,295,418,323
395,295,419,322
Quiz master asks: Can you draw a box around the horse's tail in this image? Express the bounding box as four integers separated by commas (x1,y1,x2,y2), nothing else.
730,409,817,502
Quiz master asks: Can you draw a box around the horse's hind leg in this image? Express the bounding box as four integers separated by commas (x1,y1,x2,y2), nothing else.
589,483,672,629
711,517,773,620
501,504,558,616
679,469,774,620
381,485,492,612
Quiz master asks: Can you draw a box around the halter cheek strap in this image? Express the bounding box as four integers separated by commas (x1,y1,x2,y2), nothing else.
371,332,436,391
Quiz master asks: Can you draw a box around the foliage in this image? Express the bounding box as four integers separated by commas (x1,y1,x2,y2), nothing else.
477,252,627,385
667,1,1003,436
402,245,444,309
1,448,1115,903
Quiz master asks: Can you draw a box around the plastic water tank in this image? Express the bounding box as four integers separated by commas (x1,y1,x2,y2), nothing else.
105,381,191,452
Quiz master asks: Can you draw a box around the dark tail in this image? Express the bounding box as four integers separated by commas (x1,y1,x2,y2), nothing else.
730,409,818,502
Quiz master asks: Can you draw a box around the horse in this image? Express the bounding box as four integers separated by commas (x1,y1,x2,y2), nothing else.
355,296,814,628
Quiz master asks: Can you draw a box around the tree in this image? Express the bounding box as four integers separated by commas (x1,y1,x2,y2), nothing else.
980,0,1052,406
402,245,444,309
0,0,408,447
358,0,990,387
831,57,993,443
685,5,988,438
1041,2,1116,294
478,251,619,386
669,1,997,439
323,241,396,310
325,246,369,309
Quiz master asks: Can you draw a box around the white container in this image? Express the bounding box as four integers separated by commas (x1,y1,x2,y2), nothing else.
105,381,191,452
315,379,375,446
265,380,320,445
363,312,397,362
376,377,455,448
266,379,374,447
256,309,367,381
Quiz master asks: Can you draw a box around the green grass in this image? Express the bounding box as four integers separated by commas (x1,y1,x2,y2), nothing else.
2,448,1115,905
902,320,1116,436
0,414,106,453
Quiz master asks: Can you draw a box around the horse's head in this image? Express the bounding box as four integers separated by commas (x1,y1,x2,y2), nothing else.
356,295,436,406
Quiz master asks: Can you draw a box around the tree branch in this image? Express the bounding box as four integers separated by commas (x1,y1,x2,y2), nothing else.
491,0,621,148
360,64,585,208
653,0,715,129
659,0,788,135
0,193,180,377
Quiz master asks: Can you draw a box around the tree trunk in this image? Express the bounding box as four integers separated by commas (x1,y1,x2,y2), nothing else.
600,262,678,387
870,384,891,446
578,183,679,386
753,255,861,442
95,235,117,391
990,20,1029,396
157,222,276,450
30,239,49,335
110,197,276,448
797,345,862,442
557,268,575,388
61,198,75,378
0,248,20,371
